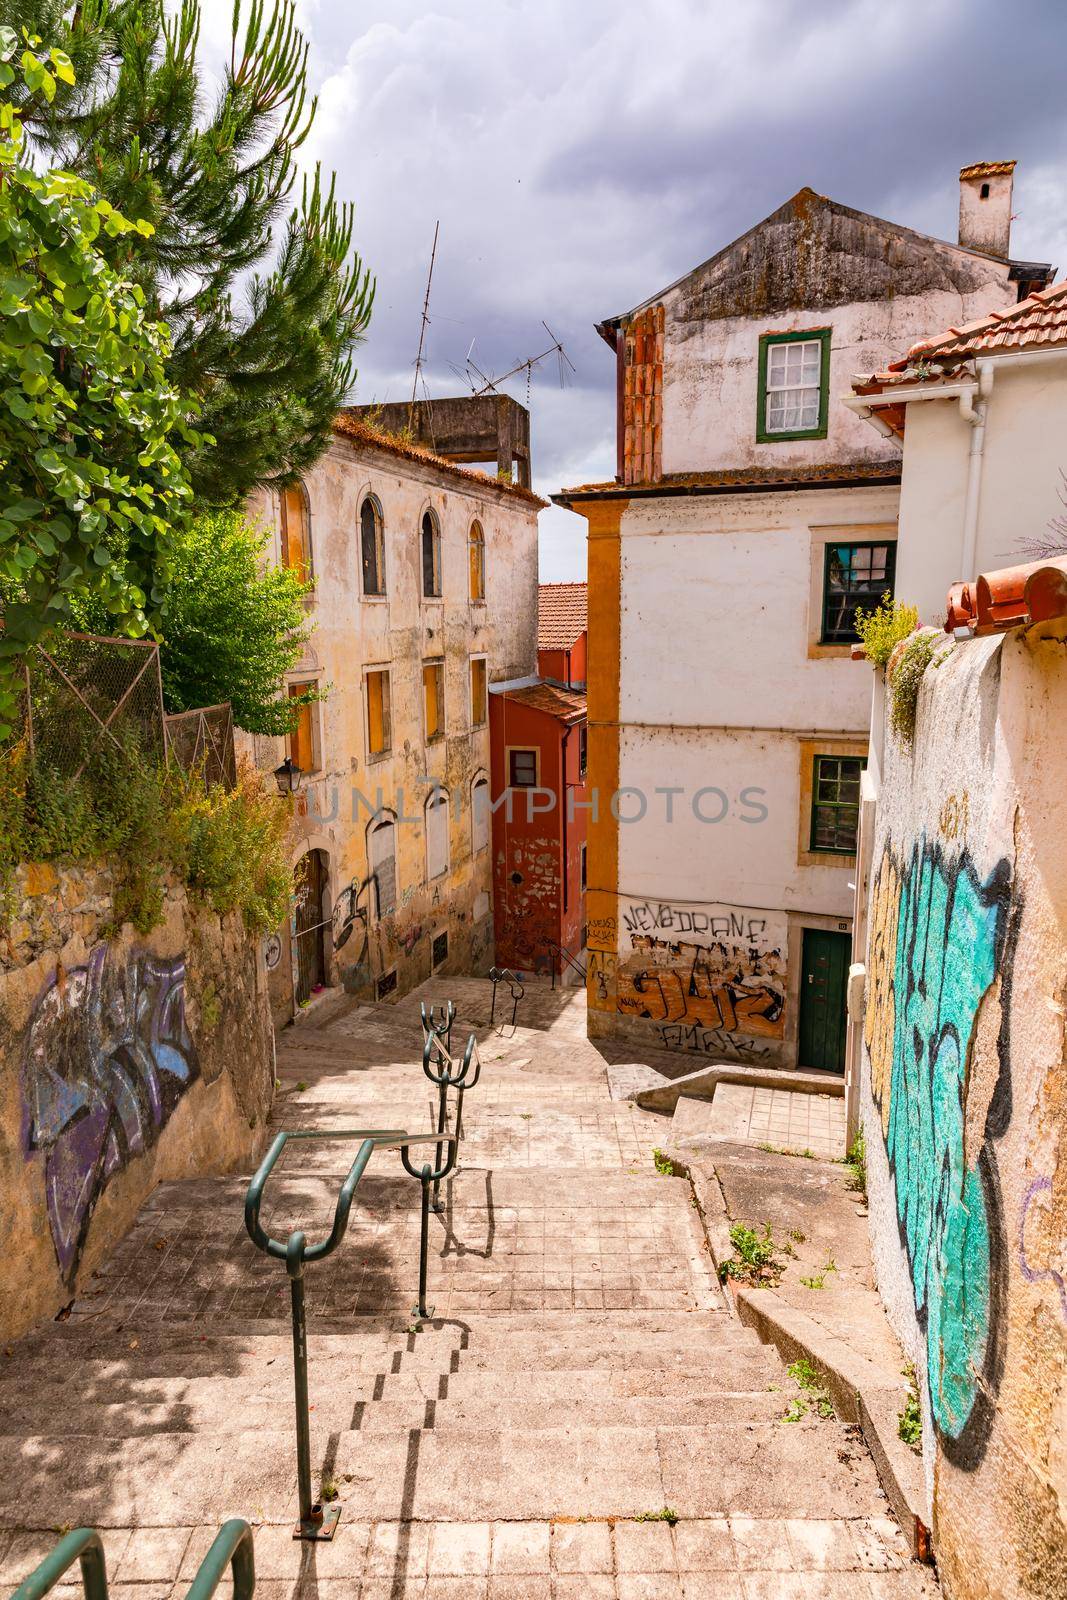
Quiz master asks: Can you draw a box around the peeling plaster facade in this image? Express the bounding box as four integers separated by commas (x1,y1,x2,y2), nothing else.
245,426,540,1025
857,629,1067,1600
561,180,1034,1075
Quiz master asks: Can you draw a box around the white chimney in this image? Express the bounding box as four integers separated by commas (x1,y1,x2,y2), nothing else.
958,161,1016,259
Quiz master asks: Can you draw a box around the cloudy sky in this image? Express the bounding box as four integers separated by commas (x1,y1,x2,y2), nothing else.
212,0,1067,579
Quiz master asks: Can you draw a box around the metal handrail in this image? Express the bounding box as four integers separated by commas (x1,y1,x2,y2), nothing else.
487,966,524,1030
244,1128,457,1542
11,1522,255,1600
541,934,587,989
421,1015,484,1212
9,1530,108,1600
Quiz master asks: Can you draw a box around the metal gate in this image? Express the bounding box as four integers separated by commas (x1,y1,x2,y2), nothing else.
293,850,328,1005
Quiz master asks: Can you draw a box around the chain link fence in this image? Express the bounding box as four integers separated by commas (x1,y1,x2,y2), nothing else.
164,702,236,790
19,632,166,779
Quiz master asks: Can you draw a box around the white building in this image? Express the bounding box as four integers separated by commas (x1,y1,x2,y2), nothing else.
555,165,1051,1075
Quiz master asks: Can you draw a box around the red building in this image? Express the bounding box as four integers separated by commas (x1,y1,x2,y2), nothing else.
537,583,587,687
489,677,588,979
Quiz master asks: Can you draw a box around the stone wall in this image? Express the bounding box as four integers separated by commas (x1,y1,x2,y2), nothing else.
0,863,274,1341
859,628,1067,1598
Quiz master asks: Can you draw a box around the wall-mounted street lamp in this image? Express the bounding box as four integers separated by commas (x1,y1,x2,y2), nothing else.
273,756,302,797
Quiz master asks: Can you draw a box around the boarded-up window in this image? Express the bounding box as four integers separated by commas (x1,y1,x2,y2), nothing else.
280,483,312,583
432,930,448,968
471,775,489,853
425,790,449,880
468,520,485,601
360,497,385,595
369,816,397,917
423,660,444,741
366,669,391,756
470,657,487,726
287,682,316,772
421,510,441,597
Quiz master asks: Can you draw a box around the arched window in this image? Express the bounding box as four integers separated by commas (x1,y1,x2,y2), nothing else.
468,519,485,601
368,814,397,918
471,774,490,853
424,788,450,880
421,509,442,598
360,496,385,596
280,481,312,584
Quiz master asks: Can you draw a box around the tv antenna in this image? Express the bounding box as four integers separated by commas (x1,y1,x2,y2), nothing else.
462,322,575,399
410,220,440,415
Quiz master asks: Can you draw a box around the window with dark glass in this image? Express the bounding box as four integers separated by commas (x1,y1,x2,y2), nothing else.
421,509,442,597
810,755,865,855
432,931,448,968
509,749,537,788
821,542,896,643
578,723,588,778
360,497,385,595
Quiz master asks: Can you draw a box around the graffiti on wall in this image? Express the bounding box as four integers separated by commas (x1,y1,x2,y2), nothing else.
23,946,199,1283
613,898,787,1043
865,838,1012,1466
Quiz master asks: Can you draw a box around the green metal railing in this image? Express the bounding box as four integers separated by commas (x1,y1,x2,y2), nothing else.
244,1127,457,1541
420,1002,484,1212
10,1520,254,1600
487,966,524,1029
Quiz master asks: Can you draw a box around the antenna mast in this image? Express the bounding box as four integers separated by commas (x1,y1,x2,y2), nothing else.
411,220,440,420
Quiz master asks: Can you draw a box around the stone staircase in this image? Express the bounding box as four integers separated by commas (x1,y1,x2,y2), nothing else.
0,978,936,1596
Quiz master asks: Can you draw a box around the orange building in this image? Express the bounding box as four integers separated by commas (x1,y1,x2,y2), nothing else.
489,677,588,980
536,583,587,687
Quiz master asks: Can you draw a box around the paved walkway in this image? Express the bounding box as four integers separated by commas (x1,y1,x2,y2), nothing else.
0,978,936,1597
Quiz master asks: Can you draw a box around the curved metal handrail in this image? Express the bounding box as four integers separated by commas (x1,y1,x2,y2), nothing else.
541,934,588,989
420,999,455,1053
184,1520,255,1600
10,1530,108,1600
487,966,524,1030
243,1125,458,1540
421,1023,484,1211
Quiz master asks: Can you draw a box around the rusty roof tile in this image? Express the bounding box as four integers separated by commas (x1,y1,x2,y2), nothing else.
856,281,1067,392
555,459,902,503
498,679,587,722
330,414,547,507
537,583,588,650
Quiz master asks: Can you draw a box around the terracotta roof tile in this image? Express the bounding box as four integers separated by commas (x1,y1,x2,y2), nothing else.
331,413,547,507
555,460,901,503
960,160,1016,179
500,679,587,723
855,280,1067,390
537,583,588,650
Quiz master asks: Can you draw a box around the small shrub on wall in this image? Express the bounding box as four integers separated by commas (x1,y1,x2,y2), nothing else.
0,748,292,935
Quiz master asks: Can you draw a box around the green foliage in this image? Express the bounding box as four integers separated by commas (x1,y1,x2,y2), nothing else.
719,1222,784,1285
782,1359,835,1422
800,1273,825,1289
0,748,293,935
844,1131,867,1198
652,1147,676,1176
142,508,316,734
633,1508,679,1525
0,27,197,737
8,0,374,504
888,631,937,746
898,1365,923,1449
853,595,920,668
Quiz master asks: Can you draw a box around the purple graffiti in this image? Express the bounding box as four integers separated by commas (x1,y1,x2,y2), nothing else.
1019,1176,1067,1321
24,946,198,1283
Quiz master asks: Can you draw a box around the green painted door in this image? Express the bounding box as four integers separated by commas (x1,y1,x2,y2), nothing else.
798,929,850,1073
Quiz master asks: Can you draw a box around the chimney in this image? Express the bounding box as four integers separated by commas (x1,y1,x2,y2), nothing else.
958,161,1016,259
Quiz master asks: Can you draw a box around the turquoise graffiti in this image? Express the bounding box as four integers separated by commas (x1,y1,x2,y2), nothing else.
865,838,1012,1467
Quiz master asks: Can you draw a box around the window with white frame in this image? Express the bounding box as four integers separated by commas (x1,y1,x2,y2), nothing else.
471,775,489,853
758,330,830,440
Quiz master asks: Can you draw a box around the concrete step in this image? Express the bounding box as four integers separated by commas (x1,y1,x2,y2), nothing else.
0,1418,884,1527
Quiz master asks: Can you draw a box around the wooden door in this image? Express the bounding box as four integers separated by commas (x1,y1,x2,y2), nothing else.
798,929,849,1072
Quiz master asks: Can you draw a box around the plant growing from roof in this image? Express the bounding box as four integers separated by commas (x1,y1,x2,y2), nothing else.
0,26,198,739
853,595,920,668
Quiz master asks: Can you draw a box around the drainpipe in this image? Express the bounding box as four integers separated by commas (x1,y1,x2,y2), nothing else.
958,359,994,584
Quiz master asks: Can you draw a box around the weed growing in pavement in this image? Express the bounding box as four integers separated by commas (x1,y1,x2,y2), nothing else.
787,1228,806,1244
652,1148,676,1176
718,1223,784,1285
296,1080,308,1092
898,1364,923,1449
843,1132,868,1199
800,1273,825,1289
780,1359,835,1422
634,1507,679,1525
320,1475,340,1502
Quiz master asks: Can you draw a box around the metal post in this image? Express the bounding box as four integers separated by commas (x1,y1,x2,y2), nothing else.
286,1231,341,1541
433,1081,449,1214
414,1163,433,1321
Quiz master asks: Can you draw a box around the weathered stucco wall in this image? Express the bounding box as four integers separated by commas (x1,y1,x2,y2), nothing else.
860,629,1067,1599
0,864,274,1341
246,433,540,1021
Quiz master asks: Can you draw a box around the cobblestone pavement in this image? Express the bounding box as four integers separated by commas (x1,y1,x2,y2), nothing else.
0,978,938,1598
